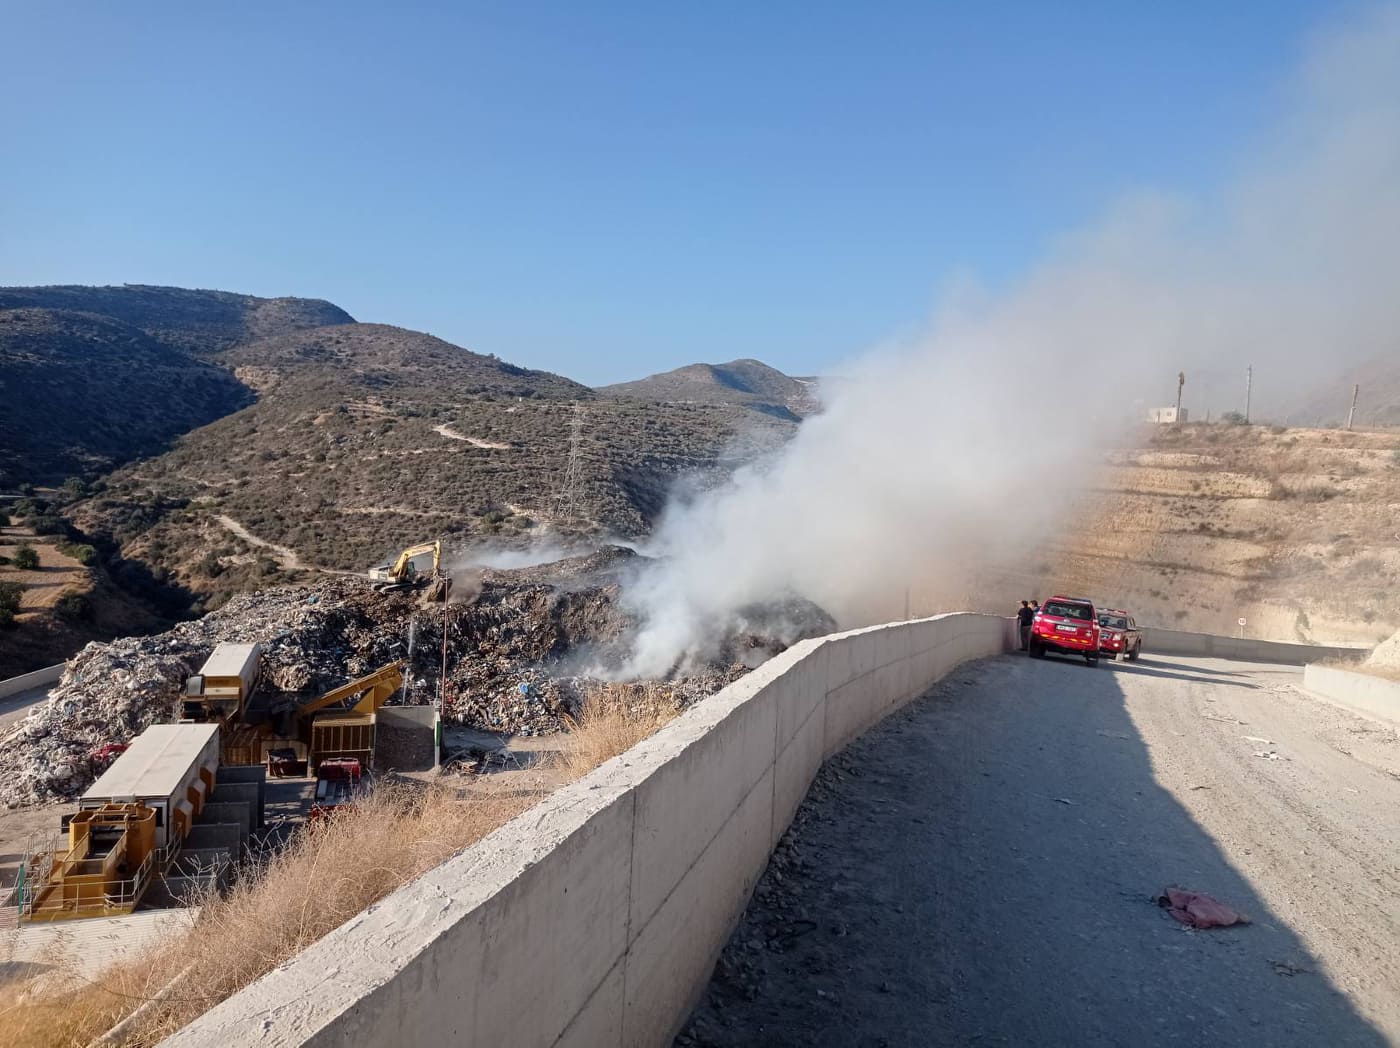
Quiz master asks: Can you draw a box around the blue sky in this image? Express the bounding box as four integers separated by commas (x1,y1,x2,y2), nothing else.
0,1,1352,384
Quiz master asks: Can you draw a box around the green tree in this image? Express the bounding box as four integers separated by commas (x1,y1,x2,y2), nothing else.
53,592,92,621
13,545,40,570
60,476,90,503
0,580,22,627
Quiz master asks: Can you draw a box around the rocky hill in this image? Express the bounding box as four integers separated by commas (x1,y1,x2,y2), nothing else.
599,358,819,420
63,324,795,612
0,308,253,482
0,284,352,358
0,284,355,483
1281,353,1400,429
975,423,1400,645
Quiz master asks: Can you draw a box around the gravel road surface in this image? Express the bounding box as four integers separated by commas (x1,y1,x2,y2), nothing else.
682,654,1399,1047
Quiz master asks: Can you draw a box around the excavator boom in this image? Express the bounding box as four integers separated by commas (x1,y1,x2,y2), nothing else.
298,661,406,718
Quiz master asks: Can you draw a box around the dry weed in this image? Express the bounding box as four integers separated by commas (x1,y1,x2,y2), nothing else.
0,782,539,1047
0,689,687,1046
553,681,681,779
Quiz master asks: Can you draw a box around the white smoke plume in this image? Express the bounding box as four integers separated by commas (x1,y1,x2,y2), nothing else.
619,5,1400,679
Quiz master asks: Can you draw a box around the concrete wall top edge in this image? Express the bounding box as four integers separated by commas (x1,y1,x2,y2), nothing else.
162,613,1009,1046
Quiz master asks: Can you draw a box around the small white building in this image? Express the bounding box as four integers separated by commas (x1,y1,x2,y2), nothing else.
1147,406,1188,424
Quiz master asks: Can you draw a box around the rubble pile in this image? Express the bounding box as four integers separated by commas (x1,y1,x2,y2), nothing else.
0,651,191,806
1,544,838,806
0,579,422,807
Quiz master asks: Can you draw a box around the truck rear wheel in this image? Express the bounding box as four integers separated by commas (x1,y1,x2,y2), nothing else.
1085,654,1099,666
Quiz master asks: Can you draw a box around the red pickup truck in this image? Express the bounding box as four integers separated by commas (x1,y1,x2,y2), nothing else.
1028,596,1102,666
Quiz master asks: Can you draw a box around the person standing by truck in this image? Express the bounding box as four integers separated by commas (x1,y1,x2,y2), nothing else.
1017,600,1034,650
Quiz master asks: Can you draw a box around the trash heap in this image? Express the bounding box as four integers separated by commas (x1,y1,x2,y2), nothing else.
0,545,837,806
0,580,423,807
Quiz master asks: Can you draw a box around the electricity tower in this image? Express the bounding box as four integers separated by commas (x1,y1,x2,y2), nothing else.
554,402,586,528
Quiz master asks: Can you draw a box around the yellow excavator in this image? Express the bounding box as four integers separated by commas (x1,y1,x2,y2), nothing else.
368,540,450,601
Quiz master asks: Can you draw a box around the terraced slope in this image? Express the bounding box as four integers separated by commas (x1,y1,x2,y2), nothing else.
989,424,1400,645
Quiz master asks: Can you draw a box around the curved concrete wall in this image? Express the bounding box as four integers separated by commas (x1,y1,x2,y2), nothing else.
1302,664,1400,728
1139,627,1368,665
0,662,63,700
165,613,1015,1048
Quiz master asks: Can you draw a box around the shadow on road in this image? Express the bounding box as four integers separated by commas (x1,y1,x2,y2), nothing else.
1109,658,1266,689
682,653,1385,1047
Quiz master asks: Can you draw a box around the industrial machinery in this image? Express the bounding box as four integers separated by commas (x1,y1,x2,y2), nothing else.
184,642,263,721
295,660,406,771
16,723,262,922
309,758,365,820
225,661,407,774
368,540,449,597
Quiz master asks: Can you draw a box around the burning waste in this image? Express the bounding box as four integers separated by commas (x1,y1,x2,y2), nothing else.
0,546,834,807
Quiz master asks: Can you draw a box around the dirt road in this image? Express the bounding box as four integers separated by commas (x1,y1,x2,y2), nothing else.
683,654,1400,1047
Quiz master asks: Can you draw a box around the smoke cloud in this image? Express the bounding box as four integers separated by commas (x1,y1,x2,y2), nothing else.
619,5,1400,678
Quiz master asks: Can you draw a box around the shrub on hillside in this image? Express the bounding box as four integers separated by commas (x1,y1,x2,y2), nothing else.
57,542,97,566
59,476,90,503
0,580,22,627
13,545,40,571
1220,411,1248,425
29,514,70,537
53,591,92,621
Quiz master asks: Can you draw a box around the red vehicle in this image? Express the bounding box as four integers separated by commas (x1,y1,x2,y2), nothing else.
1028,596,1102,665
1097,609,1143,661
309,758,366,821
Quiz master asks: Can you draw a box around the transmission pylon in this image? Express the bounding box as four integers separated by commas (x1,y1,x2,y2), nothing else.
554,402,586,528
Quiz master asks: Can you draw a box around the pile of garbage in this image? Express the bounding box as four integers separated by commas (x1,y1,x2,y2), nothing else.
0,545,836,806
0,580,424,807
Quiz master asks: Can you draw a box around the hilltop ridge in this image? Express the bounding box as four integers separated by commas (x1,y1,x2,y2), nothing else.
599,357,819,420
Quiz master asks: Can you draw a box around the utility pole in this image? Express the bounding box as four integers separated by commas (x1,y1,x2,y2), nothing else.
1244,365,1252,424
1346,384,1359,431
440,584,450,716
1175,371,1185,423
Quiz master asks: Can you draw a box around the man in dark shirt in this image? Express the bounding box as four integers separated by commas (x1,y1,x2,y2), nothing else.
1017,600,1034,650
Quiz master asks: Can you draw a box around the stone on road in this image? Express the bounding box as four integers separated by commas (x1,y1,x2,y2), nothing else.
683,654,1400,1047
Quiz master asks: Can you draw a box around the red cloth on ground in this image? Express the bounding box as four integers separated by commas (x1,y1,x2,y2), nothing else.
1162,887,1249,929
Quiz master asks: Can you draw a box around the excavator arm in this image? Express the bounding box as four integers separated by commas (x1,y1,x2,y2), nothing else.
388,541,440,581
298,661,407,719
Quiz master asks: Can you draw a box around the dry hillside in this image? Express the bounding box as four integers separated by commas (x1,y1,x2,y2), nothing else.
0,283,351,358
0,309,252,482
600,357,820,420
64,326,795,611
984,423,1400,644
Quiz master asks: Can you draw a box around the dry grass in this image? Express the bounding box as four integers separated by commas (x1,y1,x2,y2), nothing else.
0,684,687,1046
0,782,539,1047
552,681,682,779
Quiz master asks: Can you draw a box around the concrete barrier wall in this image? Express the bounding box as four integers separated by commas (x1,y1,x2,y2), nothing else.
167,613,1015,1048
0,662,64,700
1302,664,1400,728
1140,627,1369,665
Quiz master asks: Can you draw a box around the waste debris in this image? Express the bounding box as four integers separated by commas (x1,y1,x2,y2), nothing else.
1,545,832,807
1157,887,1250,929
